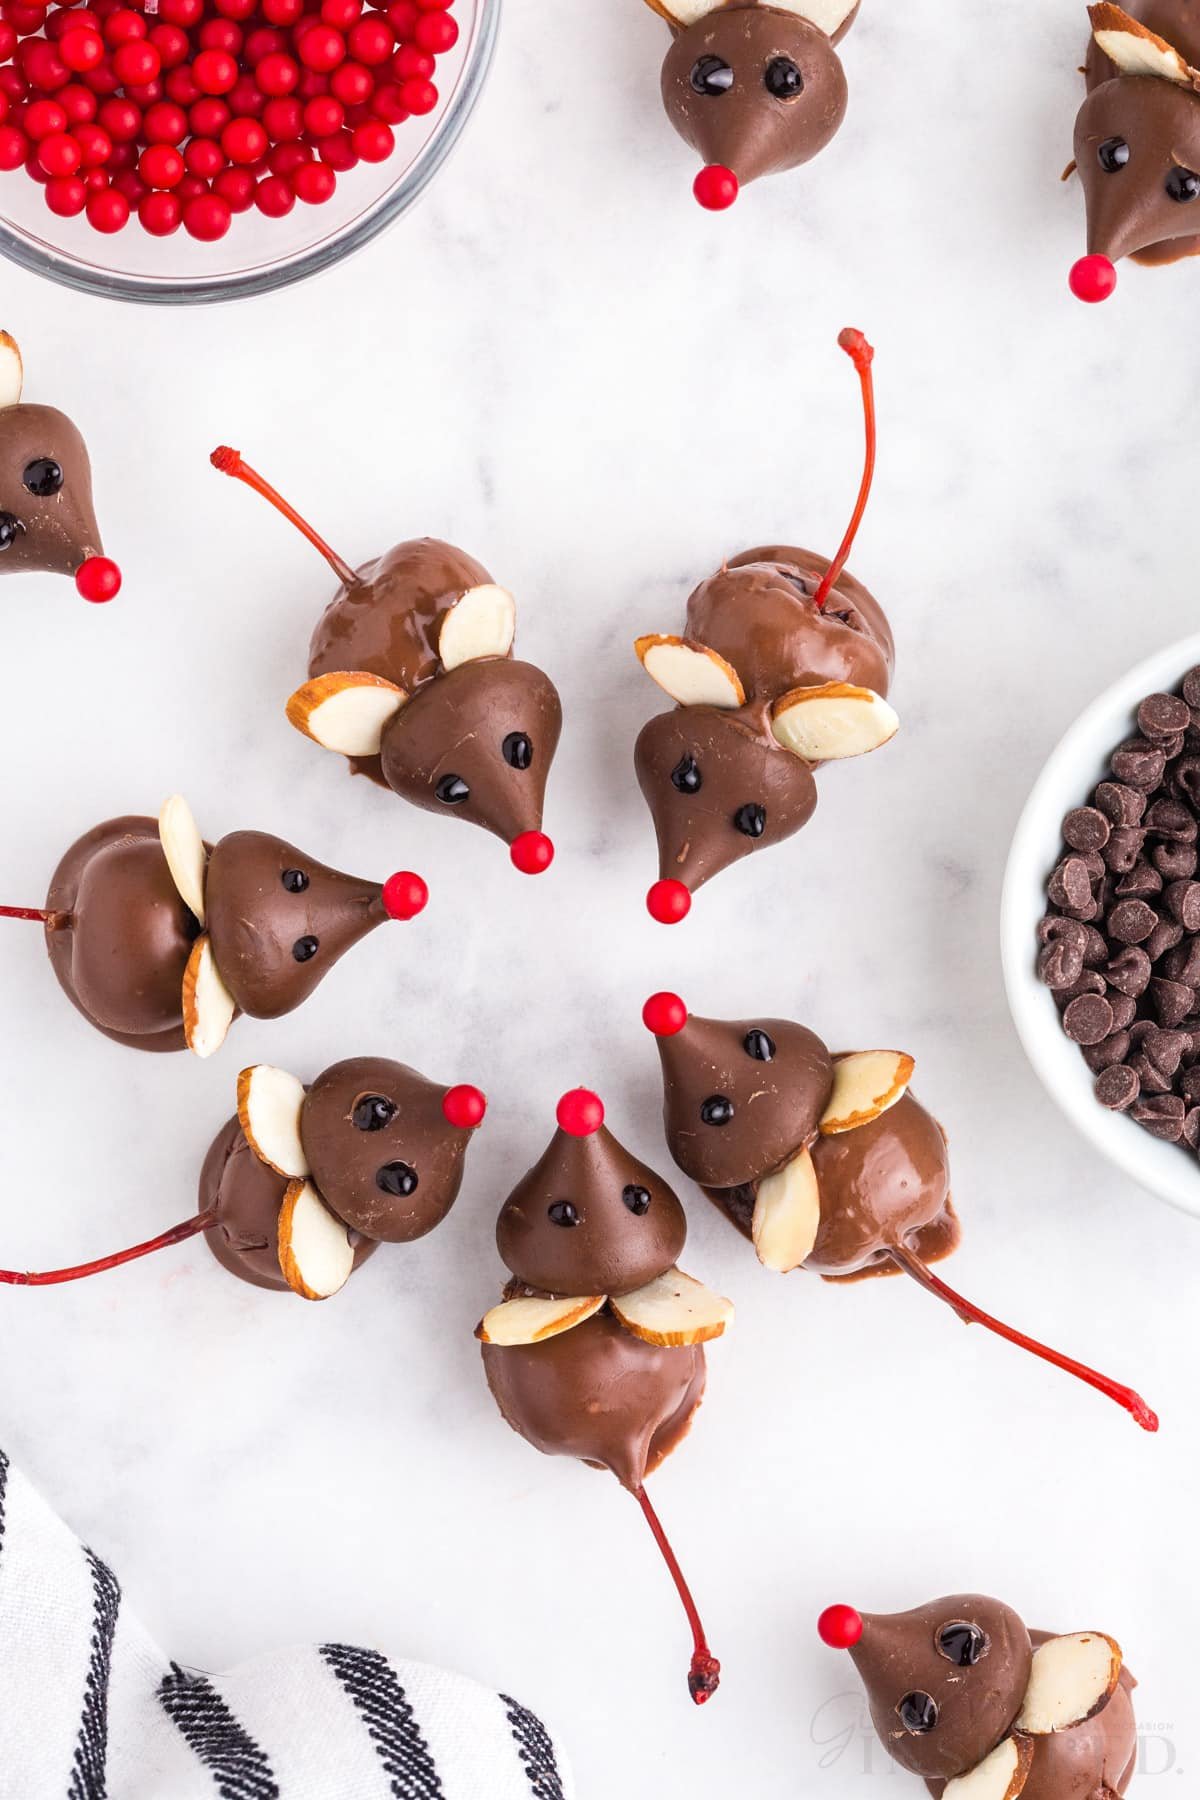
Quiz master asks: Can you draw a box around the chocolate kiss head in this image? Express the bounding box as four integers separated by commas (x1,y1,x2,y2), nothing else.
661,10,848,186
652,1008,833,1188
496,1103,686,1296
299,1056,478,1242
0,403,102,579
635,706,818,896
205,831,385,1019
379,658,563,848
1074,76,1200,265
844,1595,1032,1781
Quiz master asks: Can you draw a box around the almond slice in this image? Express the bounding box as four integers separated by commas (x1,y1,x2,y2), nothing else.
610,1267,733,1347
158,793,208,926
438,583,516,670
771,682,899,763
752,1146,821,1273
1090,2,1198,82
476,1293,605,1346
0,330,23,409
819,1051,914,1135
944,1737,1033,1800
1016,1633,1123,1735
646,0,856,33
237,1064,309,1179
277,1178,354,1301
286,671,407,756
182,934,235,1059
635,634,745,709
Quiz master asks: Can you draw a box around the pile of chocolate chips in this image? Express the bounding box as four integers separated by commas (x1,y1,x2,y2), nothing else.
1037,668,1200,1149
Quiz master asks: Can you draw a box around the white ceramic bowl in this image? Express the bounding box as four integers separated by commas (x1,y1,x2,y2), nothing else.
1001,631,1200,1222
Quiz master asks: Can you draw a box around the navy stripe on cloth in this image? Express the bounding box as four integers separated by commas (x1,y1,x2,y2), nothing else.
159,1663,280,1800
0,1447,8,1550
67,1548,121,1800
320,1643,445,1799
500,1694,565,1800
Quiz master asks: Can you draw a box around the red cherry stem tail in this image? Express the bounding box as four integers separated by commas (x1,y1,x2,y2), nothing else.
0,1210,217,1286
633,1484,721,1704
210,447,359,589
812,328,877,612
889,1246,1158,1432
0,905,68,928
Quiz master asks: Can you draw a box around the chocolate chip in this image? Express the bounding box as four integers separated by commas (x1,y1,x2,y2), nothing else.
1183,667,1200,709
1108,992,1137,1030
1144,1027,1190,1076
1146,918,1184,963
1181,1065,1200,1104
1108,898,1157,944
1138,693,1191,741
1103,827,1146,874
1054,971,1106,1008
1185,1106,1200,1148
1173,757,1200,807
1145,798,1197,843
1115,860,1163,898
1063,806,1110,852
1081,924,1109,966
1149,976,1194,1028
1111,740,1166,791
1129,1052,1172,1095
1037,941,1084,990
1164,879,1200,930
1038,914,1086,951
1131,1093,1186,1141
1151,840,1197,881
1095,781,1146,826
1083,1030,1131,1072
1095,1063,1139,1110
1104,945,1152,995
1063,993,1114,1044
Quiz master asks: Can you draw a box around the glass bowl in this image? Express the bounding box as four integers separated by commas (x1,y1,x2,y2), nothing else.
0,0,498,305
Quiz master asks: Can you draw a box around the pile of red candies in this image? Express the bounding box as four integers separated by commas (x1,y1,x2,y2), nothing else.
0,0,456,239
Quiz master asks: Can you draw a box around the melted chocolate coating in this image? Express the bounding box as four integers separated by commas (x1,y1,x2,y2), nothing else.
299,1056,470,1242
482,1309,705,1490
0,403,102,577
44,817,199,1052
496,1123,687,1297
205,831,385,1019
1002,1638,1137,1800
806,1091,956,1278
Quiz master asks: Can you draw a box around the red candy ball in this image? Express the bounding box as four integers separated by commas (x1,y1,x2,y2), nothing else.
413,10,454,52
58,27,103,72
253,169,292,212
556,1089,605,1138
222,113,265,160
74,555,121,602
642,992,687,1037
255,48,297,93
36,128,79,173
291,154,333,200
351,116,390,160
138,186,181,233
44,169,84,211
1068,253,1117,304
817,1606,864,1651
509,829,554,876
139,141,182,185
112,38,159,85
85,182,127,229
646,878,691,925
347,15,391,62
192,46,237,92
182,188,231,236
694,163,738,210
441,1084,487,1131
297,22,343,70
381,870,428,921
142,99,186,142
398,73,434,112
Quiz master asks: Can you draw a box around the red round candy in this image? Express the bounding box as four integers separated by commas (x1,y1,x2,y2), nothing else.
347,16,392,62
226,73,263,114
414,10,455,51
320,0,361,26
73,120,110,164
263,93,302,137
268,136,309,172
291,155,333,200
642,992,687,1037
189,94,229,134
24,42,69,91
44,170,85,213
143,99,186,142
694,163,738,210
256,49,297,93
302,91,340,132
112,166,145,202
59,28,103,72
182,189,231,237
329,57,370,103
817,1606,863,1650
164,65,199,103
262,0,303,25
192,47,237,92
390,43,431,79
509,829,554,875
386,0,418,34
371,83,406,122
298,22,344,70
7,2,47,33
98,95,138,139
0,123,25,167
350,116,390,160
159,0,203,25
312,127,354,168
139,141,182,186
58,82,97,122
0,20,16,58
556,1089,605,1137
112,39,159,85
254,169,292,213
441,1084,487,1130
1069,253,1117,303
138,187,181,233
245,27,286,62
175,170,205,196
24,96,65,137
184,134,223,177
382,870,428,920
646,878,691,924
398,74,435,113
36,128,79,174
198,17,241,53
214,162,254,208
222,114,265,161
149,24,190,68
82,165,108,189
103,8,146,45
75,555,121,602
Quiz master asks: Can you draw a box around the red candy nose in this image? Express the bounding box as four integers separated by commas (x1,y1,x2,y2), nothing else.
382,871,428,920
442,1084,487,1130
646,878,692,925
1069,254,1117,303
694,164,738,210
75,556,121,603
818,1605,864,1650
643,992,687,1037
556,1088,605,1136
510,830,554,875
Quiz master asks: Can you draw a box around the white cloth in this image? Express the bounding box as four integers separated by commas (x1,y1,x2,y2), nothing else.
0,1448,573,1800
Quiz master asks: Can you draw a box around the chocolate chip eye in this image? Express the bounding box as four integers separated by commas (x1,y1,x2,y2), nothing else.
691,53,733,95
897,1692,938,1734
764,55,803,99
734,803,766,839
352,1095,397,1132
743,1029,776,1061
671,754,702,794
700,1095,734,1126
22,457,63,496
1097,136,1129,173
292,935,319,962
376,1161,418,1196
281,868,309,893
503,732,533,770
1167,163,1200,202
548,1201,579,1227
936,1623,988,1668
623,1184,651,1215
436,774,470,804
0,512,21,550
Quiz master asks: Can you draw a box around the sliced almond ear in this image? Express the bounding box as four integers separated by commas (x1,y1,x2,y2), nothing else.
182,935,235,1059
1090,2,1198,82
438,583,517,670
237,1064,309,1179
771,682,898,763
476,1293,605,1346
635,634,745,709
158,793,208,926
286,671,407,756
610,1268,733,1347
944,1736,1033,1800
277,1178,354,1301
819,1051,915,1135
0,330,23,409
1016,1633,1123,1735
751,1146,821,1273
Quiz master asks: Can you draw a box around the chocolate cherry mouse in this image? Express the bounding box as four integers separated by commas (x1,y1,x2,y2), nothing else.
0,795,427,1057
212,448,562,876
477,1088,732,1703
634,328,897,924
0,331,120,602
818,1597,1137,1797
0,1059,486,1301
643,993,1158,1430
1070,2,1200,302
643,0,860,209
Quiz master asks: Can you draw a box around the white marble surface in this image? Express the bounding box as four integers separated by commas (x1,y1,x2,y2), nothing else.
0,1,1197,1794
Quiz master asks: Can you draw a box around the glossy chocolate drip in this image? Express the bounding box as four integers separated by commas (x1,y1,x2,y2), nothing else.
482,1309,705,1491
807,1090,955,1277
0,403,102,577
